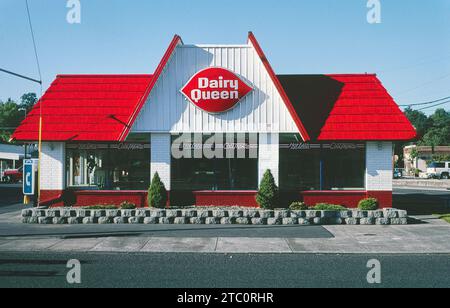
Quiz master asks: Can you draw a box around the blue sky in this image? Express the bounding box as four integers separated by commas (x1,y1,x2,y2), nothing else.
1,0,449,115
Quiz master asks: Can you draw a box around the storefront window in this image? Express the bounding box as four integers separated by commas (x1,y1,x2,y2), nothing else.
171,134,258,191
280,134,366,191
66,143,150,190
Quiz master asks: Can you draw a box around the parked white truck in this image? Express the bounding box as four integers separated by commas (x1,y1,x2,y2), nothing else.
427,162,450,179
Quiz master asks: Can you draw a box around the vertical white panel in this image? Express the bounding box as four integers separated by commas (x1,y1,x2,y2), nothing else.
151,134,171,191
366,142,393,191
258,133,279,186
40,142,65,190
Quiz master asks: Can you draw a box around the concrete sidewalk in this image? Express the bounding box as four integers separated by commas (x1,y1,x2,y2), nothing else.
1,215,450,254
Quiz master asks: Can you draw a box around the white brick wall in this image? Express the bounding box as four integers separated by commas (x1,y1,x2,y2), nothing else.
366,141,393,191
151,133,172,190
258,133,279,186
40,142,65,190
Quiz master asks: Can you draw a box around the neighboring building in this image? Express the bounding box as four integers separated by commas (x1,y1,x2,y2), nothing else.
11,33,417,208
0,143,24,180
404,145,450,175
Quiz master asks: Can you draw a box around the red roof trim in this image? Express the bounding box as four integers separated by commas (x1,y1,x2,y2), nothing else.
118,34,183,141
247,32,311,142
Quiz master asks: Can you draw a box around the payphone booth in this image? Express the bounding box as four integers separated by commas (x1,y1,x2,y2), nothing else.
23,159,39,206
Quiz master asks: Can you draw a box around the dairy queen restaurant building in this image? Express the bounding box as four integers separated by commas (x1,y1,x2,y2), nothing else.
12,33,417,209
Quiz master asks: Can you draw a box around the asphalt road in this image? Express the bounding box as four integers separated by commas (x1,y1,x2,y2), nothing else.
393,187,450,215
0,184,22,207
0,252,448,288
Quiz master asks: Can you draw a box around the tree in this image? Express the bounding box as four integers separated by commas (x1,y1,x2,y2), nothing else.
256,170,279,209
148,172,168,208
404,107,431,138
0,99,22,128
20,93,38,113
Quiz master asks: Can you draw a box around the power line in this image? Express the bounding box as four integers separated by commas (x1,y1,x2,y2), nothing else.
25,0,43,95
399,95,450,107
416,100,450,111
0,68,42,85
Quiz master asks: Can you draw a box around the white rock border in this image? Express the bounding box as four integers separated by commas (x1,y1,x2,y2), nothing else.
21,208,409,225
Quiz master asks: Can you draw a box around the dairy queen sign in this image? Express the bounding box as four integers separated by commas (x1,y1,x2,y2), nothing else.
181,67,253,113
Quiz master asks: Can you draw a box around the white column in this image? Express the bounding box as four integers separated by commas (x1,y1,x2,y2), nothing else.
40,142,65,190
151,133,172,190
258,133,279,186
366,141,393,191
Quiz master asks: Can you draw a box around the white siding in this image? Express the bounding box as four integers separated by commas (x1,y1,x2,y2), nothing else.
40,142,65,190
132,45,298,134
259,133,279,186
366,142,393,191
151,133,171,190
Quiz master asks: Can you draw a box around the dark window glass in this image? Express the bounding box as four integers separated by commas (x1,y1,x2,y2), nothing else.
429,162,446,168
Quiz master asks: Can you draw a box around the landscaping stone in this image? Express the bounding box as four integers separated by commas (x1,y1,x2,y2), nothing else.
383,209,398,219
144,217,158,224
53,217,67,225
67,217,81,224
206,217,219,225
114,217,128,224
46,209,60,218
106,209,120,218
267,218,281,225
212,210,227,218
306,211,320,218
274,210,289,219
159,217,174,224
251,218,267,225
345,218,359,225
360,218,375,225
321,211,337,218
174,217,188,225
397,210,408,218
290,211,306,219
82,217,97,224
121,209,135,218
338,211,352,219
258,210,274,219
135,209,149,218
228,210,243,218
181,209,197,218
352,210,367,218
327,218,343,225
31,209,45,217
243,210,259,218
220,217,234,225
298,218,311,225
282,218,298,225
165,210,180,218
77,209,90,218
368,211,384,219
21,217,30,224
150,209,165,218
21,209,33,217
390,218,408,225
128,217,143,224
376,218,390,225
60,209,76,218
92,210,106,218
98,217,112,224
38,217,53,224
196,210,211,218
312,217,322,225
190,217,204,225
236,217,250,225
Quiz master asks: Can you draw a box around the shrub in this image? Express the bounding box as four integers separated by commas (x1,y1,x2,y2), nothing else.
313,203,347,211
358,198,379,211
120,202,137,210
148,172,168,208
289,202,309,210
256,170,279,209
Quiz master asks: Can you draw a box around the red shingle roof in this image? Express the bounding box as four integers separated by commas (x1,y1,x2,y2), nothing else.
277,74,417,141
12,75,153,142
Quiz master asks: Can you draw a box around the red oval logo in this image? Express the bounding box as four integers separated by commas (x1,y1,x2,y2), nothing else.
181,67,253,113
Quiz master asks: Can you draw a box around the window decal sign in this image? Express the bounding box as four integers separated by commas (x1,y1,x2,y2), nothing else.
181,67,253,113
